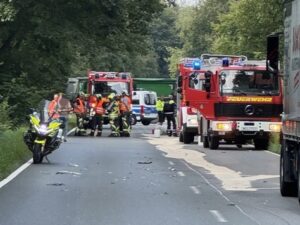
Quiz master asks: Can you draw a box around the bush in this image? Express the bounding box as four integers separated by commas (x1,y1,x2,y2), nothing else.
0,100,12,133
0,128,31,180
268,133,281,154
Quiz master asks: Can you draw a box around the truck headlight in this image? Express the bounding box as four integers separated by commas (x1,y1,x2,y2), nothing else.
269,124,281,132
216,122,232,131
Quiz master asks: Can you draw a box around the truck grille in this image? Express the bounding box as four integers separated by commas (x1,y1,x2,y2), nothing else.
214,103,282,118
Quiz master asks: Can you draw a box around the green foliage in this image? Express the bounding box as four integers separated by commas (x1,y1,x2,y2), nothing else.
211,0,283,58
0,99,12,132
0,128,31,180
0,0,165,124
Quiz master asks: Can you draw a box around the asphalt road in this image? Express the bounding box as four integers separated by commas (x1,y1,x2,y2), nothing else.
0,123,300,225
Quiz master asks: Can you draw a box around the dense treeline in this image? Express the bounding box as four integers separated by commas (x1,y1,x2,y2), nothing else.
0,0,284,124
0,0,168,123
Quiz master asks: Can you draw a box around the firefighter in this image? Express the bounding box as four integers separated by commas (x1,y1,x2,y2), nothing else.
73,92,86,135
91,94,108,137
107,93,120,137
120,91,131,136
163,95,177,137
156,96,165,125
48,94,60,119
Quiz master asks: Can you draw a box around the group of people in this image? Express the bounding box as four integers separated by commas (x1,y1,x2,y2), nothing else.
73,91,132,137
156,95,177,137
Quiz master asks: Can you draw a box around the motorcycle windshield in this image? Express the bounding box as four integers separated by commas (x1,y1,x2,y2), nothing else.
35,100,51,123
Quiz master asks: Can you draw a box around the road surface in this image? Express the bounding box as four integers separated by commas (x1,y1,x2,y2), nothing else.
0,124,299,225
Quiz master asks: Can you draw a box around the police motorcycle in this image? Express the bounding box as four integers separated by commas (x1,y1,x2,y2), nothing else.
24,100,63,164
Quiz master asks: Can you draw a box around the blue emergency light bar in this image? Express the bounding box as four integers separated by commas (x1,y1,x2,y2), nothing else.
180,58,202,70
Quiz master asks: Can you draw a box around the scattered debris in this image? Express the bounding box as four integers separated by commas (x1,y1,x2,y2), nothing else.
56,171,82,176
138,161,152,164
164,192,168,195
111,182,115,185
227,203,235,206
68,163,79,168
47,183,65,186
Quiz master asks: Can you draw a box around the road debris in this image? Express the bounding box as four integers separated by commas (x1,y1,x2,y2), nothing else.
138,161,152,164
47,183,65,186
68,163,79,168
56,171,82,176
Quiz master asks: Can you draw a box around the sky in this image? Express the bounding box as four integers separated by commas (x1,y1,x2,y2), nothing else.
177,0,200,6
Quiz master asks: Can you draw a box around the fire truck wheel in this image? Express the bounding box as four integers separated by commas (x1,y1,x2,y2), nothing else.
209,136,219,150
280,141,297,197
183,132,194,144
179,132,183,142
203,136,209,148
141,120,151,126
254,139,269,150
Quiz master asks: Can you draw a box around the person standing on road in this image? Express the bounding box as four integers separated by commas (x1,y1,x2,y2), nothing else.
91,94,108,137
156,96,165,125
107,94,121,137
57,93,73,142
163,95,177,137
73,92,86,134
48,94,60,119
120,91,132,136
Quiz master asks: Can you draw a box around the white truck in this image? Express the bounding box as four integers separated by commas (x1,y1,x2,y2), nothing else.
280,0,300,202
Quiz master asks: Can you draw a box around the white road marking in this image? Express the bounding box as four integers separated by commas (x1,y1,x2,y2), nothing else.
0,159,33,189
177,171,185,177
168,161,175,166
264,150,279,157
189,186,201,194
210,210,228,223
67,127,76,136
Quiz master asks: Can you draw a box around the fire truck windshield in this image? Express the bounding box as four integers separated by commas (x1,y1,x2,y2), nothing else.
93,81,129,97
219,70,279,96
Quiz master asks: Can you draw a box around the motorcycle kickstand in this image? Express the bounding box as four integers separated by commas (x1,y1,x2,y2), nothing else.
45,156,50,163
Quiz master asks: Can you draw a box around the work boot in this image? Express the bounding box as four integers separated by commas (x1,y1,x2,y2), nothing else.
172,130,177,137
167,130,172,137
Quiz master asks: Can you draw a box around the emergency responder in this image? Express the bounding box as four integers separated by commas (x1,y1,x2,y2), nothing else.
73,92,86,135
48,94,60,119
163,95,177,137
107,93,120,137
156,96,165,125
91,94,109,137
120,91,131,136
57,93,73,142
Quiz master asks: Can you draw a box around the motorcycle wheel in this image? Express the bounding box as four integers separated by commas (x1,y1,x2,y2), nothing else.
33,144,43,164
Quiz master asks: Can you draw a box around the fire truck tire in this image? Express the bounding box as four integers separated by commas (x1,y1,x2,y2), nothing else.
203,136,209,148
179,132,183,142
209,136,219,150
183,132,194,144
280,141,297,197
254,139,269,150
141,120,151,126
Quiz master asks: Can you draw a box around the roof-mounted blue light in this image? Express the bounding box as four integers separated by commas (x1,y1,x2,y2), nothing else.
222,58,229,67
193,60,201,70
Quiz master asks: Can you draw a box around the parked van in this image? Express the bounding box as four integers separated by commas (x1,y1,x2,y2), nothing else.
131,91,158,125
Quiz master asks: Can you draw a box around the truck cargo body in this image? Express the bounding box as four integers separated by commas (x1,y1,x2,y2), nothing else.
280,0,300,200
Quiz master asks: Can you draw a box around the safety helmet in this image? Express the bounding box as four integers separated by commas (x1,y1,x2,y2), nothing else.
108,93,115,100
96,94,102,98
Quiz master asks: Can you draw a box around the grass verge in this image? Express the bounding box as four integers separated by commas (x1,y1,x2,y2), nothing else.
0,128,31,181
268,133,280,154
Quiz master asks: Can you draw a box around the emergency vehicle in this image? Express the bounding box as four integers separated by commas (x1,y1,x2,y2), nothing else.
66,71,133,126
178,54,283,150
177,58,203,144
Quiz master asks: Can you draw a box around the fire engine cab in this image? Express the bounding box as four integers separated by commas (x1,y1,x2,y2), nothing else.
178,54,283,150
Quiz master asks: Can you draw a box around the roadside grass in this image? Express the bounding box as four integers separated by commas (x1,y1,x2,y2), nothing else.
68,114,77,131
268,133,281,154
0,128,31,181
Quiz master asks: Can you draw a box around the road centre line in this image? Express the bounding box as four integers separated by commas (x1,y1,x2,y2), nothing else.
181,160,261,225
177,171,186,177
210,210,228,223
189,186,201,194
168,161,175,166
0,159,33,189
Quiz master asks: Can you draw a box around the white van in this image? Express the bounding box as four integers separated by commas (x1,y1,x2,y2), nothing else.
131,91,158,125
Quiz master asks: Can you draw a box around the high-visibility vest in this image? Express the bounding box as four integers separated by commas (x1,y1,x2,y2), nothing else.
156,100,164,111
74,98,85,114
121,96,131,112
48,100,60,119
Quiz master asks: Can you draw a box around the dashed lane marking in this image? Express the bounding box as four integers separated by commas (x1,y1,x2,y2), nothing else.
189,186,201,195
210,210,228,223
168,161,175,166
177,171,186,177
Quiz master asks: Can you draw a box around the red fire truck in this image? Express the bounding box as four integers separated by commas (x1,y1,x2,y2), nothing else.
66,71,133,130
177,58,204,144
178,54,283,150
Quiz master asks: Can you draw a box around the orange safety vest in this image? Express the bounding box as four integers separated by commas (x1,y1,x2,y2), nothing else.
120,96,131,112
74,98,85,114
48,100,60,119
95,98,109,115
89,95,98,108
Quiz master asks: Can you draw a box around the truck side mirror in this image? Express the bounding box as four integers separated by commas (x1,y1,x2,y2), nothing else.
204,71,213,92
